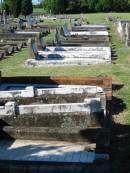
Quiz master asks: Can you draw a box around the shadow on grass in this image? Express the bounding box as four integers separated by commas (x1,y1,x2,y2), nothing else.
106,89,130,173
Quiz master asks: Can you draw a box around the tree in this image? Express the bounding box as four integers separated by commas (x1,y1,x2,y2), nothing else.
96,0,111,12
67,0,81,13
21,0,33,17
80,0,89,13
3,0,13,14
39,0,130,13
12,0,21,17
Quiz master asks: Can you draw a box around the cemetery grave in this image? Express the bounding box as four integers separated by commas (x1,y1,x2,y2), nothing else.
55,27,110,46
0,31,46,61
72,24,109,32
62,23,109,39
25,22,111,67
0,73,112,172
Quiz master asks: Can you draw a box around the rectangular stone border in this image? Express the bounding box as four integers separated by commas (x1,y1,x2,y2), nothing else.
0,72,112,100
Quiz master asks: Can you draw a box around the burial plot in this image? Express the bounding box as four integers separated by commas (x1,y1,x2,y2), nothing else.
0,74,111,172
0,45,14,55
0,31,42,60
0,41,22,51
54,30,110,47
62,23,109,39
72,24,109,32
26,37,111,67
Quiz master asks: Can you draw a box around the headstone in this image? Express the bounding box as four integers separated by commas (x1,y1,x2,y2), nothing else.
63,22,70,36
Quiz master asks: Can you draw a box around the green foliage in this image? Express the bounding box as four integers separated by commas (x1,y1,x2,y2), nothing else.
42,0,130,13
21,0,33,17
3,0,33,17
12,0,21,17
3,0,13,14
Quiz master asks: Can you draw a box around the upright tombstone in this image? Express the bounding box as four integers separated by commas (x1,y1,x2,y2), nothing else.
117,20,130,40
28,16,34,29
3,10,7,25
125,23,130,46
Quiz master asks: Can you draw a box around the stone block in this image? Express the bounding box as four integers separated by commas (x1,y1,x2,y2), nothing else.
5,102,16,116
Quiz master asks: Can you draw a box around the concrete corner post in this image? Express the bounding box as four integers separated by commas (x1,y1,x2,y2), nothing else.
5,102,16,116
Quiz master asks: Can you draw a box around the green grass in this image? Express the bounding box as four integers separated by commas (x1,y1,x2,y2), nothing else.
0,13,130,123
33,8,46,13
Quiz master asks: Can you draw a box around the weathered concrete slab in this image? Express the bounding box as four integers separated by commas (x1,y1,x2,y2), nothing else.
0,126,108,143
26,58,111,67
0,33,40,40
0,97,102,116
0,84,103,99
18,98,101,115
72,24,108,31
69,31,109,36
27,38,111,65
0,42,22,51
37,50,111,60
42,46,111,52
62,23,109,37
55,29,110,46
0,75,112,100
0,111,105,129
0,140,109,163
0,45,14,55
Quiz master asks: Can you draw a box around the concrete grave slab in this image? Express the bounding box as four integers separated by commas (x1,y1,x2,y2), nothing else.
0,140,109,163
72,24,108,31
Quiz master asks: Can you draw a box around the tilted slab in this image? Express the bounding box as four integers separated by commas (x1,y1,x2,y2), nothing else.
0,45,14,55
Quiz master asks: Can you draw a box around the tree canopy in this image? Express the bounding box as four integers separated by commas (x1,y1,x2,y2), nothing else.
3,0,33,17
42,0,130,14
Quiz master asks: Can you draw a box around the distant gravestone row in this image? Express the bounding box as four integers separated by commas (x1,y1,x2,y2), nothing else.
0,15,51,61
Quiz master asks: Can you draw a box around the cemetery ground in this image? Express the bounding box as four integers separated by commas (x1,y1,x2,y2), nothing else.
0,13,130,172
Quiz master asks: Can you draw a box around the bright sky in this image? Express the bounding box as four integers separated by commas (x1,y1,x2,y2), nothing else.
32,0,40,4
